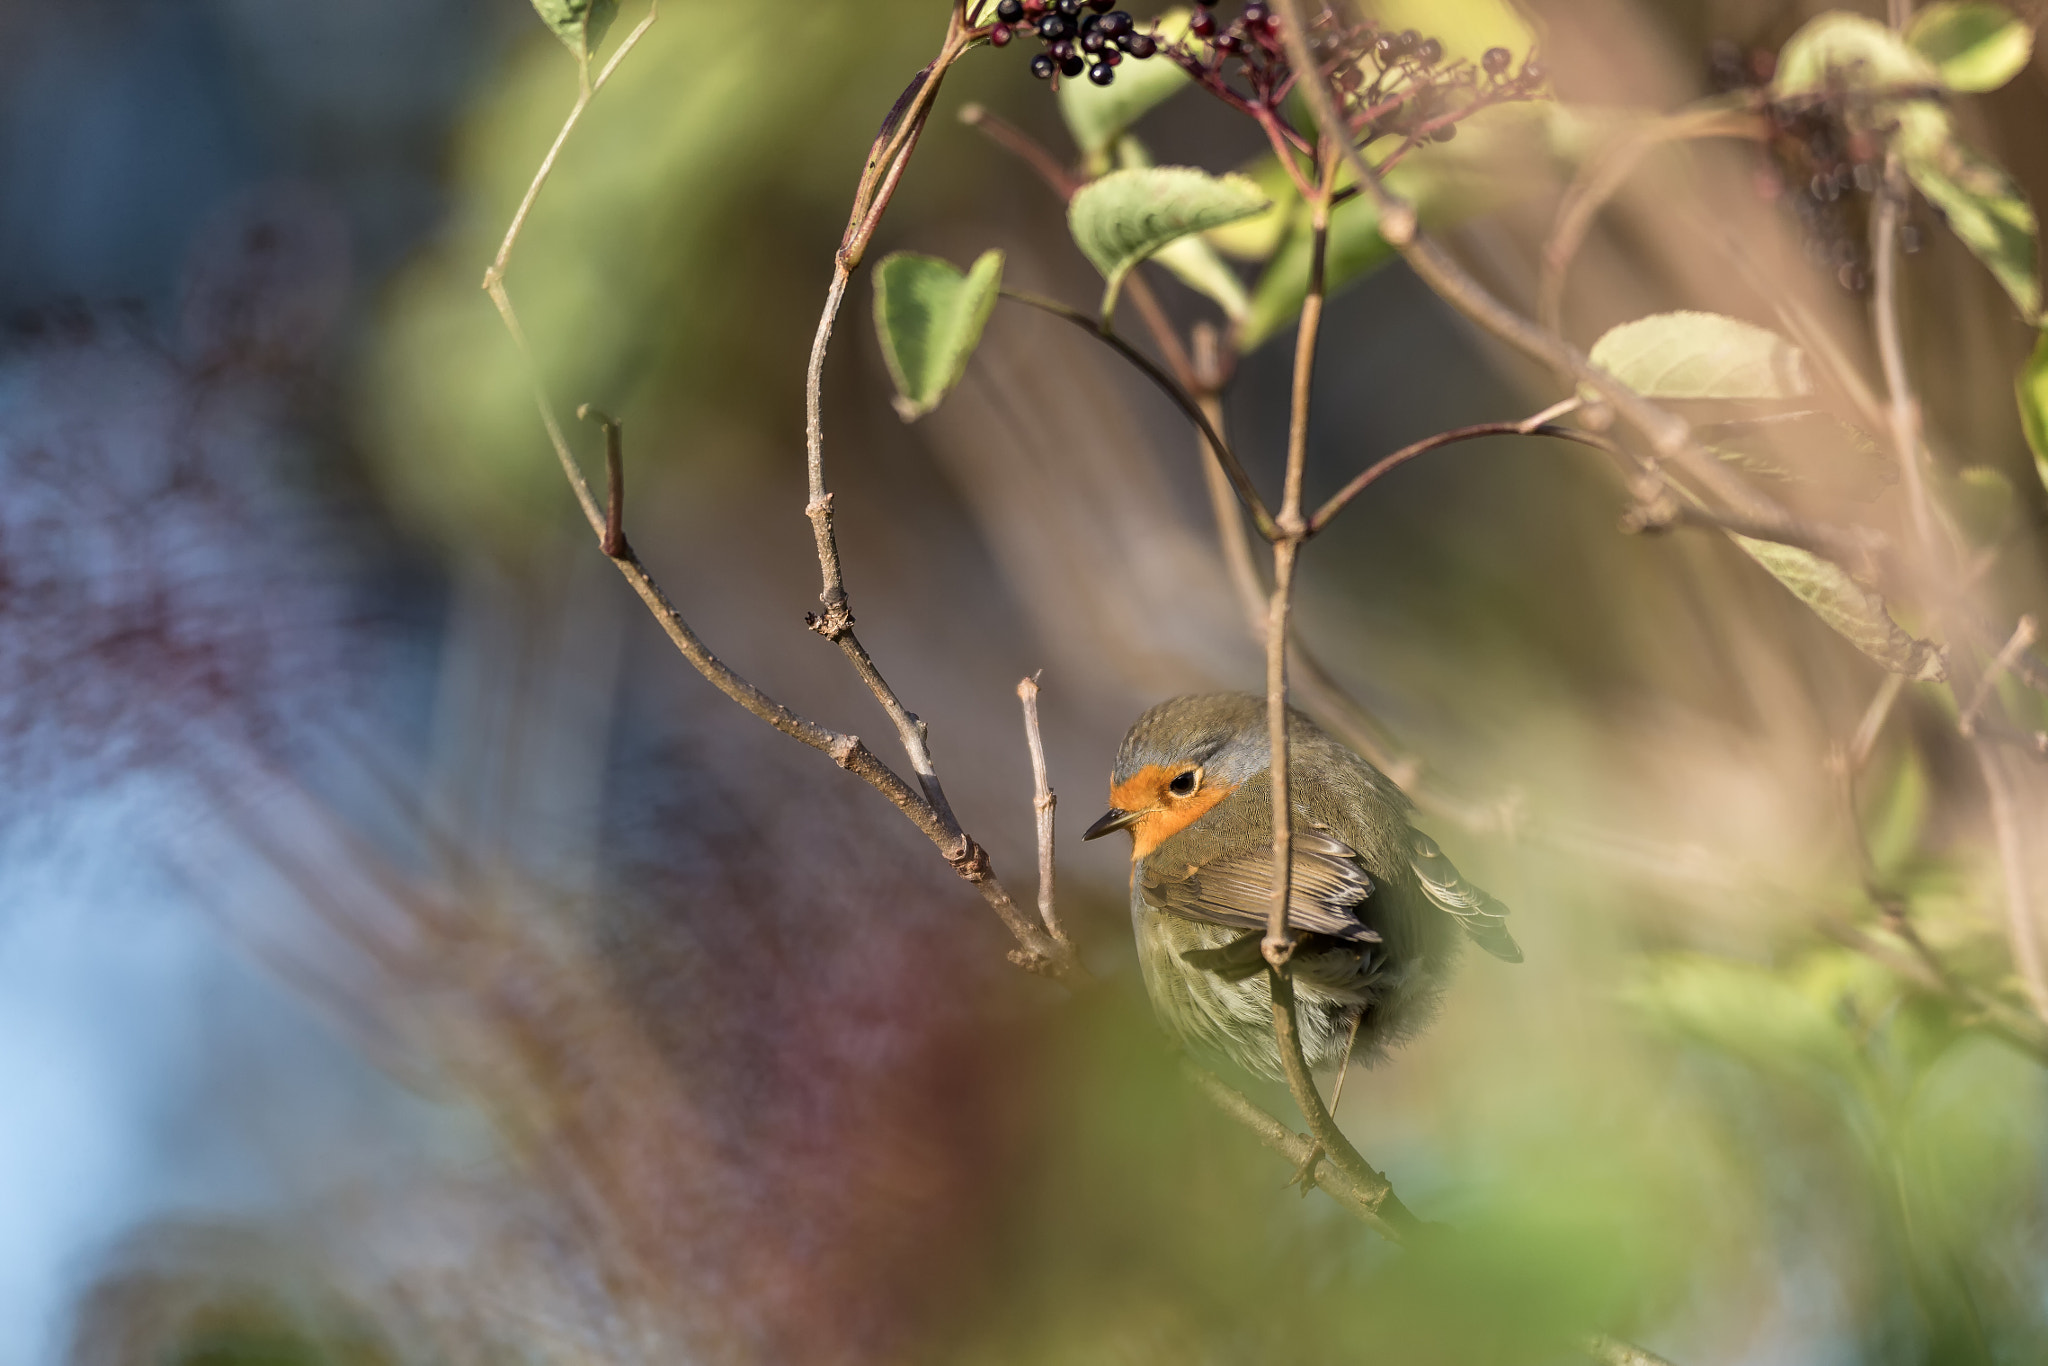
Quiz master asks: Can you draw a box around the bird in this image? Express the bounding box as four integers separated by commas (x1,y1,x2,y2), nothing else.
1084,692,1521,1082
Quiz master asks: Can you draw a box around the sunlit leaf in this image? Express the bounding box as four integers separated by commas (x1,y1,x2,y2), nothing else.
1058,9,1195,168
1729,534,1945,680
1907,1,2033,92
871,250,1003,421
1068,167,1268,318
530,0,618,57
1111,139,1251,321
2018,328,2048,494
1588,312,1812,401
1899,105,2041,319
1775,12,1939,96
1366,0,1536,65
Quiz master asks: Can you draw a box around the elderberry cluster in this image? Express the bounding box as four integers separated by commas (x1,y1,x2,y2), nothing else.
984,0,1159,87
1708,39,1922,295
1167,4,1545,146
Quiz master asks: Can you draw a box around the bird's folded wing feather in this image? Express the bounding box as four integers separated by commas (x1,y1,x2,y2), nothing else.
1139,827,1381,942
1409,831,1523,962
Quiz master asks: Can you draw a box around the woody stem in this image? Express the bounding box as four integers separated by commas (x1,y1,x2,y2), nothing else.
1262,153,1333,967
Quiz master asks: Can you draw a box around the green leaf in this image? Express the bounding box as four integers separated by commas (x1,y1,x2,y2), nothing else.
2018,328,2048,494
1728,534,1945,680
1907,2,2033,92
1111,139,1250,321
1068,167,1269,319
1588,312,1812,401
1058,9,1195,168
1775,12,1939,96
1898,104,2041,319
871,250,1004,421
1939,464,2016,546
530,0,618,57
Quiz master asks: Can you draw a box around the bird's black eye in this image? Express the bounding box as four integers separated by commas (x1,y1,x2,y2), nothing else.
1168,768,1200,797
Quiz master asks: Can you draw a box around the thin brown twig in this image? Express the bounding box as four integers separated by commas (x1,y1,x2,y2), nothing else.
1261,151,1335,967
1016,673,1066,946
1308,420,1619,536
576,405,629,558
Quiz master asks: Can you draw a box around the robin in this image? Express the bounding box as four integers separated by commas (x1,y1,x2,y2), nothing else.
1085,692,1521,1081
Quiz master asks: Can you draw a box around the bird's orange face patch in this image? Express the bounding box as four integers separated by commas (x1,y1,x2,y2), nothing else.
1110,763,1237,859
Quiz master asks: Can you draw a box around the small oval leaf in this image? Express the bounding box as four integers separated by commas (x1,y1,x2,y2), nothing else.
530,0,618,57
1058,10,1195,165
1588,312,1812,401
872,250,1004,422
1729,534,1945,680
1907,1,2033,92
1112,138,1250,320
1068,167,1269,318
1775,12,1939,96
1898,105,2040,320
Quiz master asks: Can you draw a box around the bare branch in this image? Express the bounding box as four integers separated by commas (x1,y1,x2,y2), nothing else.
576,405,629,559
1016,673,1066,946
1959,617,2040,739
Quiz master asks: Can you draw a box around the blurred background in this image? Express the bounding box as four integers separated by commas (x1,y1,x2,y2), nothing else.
4,1,2048,1363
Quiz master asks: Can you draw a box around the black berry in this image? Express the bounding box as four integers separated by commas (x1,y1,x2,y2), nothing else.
1123,32,1156,57
990,23,1011,45
1057,0,1083,14
1061,53,1085,76
1088,61,1116,84
1038,13,1071,40
1189,7,1215,37
1372,35,1397,63
1099,44,1121,64
1088,0,1114,9
1049,39,1074,60
1416,37,1442,65
1100,9,1132,37
1482,46,1510,74
996,0,1023,21
1242,2,1268,22
1080,28,1105,51
1031,52,1056,78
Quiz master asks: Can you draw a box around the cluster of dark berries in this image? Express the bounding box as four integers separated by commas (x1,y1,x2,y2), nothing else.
984,0,1158,86
1709,40,1922,295
1165,5,1544,148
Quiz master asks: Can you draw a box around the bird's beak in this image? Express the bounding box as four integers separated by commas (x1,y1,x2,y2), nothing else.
1084,807,1142,840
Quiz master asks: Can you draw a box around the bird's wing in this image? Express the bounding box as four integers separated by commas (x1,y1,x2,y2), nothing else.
1138,826,1381,943
1408,831,1523,962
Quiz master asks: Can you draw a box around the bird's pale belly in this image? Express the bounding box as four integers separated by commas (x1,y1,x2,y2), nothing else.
1132,903,1385,1082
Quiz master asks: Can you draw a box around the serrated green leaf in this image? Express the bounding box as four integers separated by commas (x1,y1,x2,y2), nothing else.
530,0,618,57
1775,12,1940,96
1907,2,2033,92
2018,328,2048,494
871,250,1003,421
1111,139,1250,320
1068,167,1269,319
1058,10,1195,168
1588,312,1813,401
1729,534,1945,679
1898,104,2040,319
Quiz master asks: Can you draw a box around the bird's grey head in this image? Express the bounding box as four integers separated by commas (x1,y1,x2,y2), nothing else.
1109,692,1279,791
